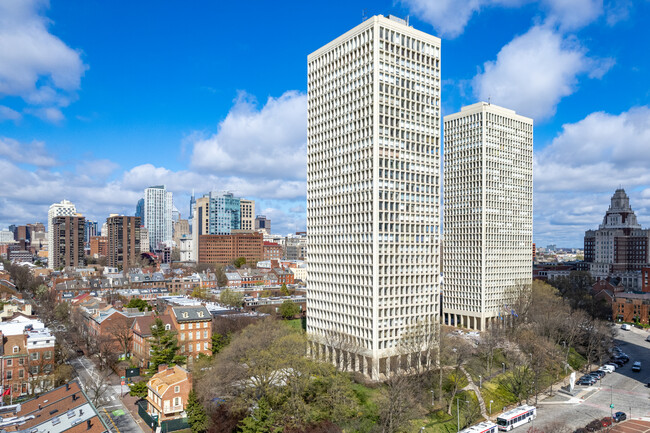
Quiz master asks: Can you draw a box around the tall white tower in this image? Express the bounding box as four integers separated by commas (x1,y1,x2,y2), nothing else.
144,185,173,251
307,15,442,380
47,199,77,269
443,102,533,331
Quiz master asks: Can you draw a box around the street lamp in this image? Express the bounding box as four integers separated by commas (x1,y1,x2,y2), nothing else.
502,362,505,374
431,389,435,406
457,398,470,433
479,375,482,389
489,400,493,415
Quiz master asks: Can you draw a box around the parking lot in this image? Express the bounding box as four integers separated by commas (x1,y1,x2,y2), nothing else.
533,325,650,431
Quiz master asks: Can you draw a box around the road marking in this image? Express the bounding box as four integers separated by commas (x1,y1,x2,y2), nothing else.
104,407,122,433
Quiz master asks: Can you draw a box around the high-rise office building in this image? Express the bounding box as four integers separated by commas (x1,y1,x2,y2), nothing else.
84,220,98,245
254,215,271,234
144,185,173,251
192,191,242,261
48,199,77,269
443,102,533,331
135,198,145,220
189,190,196,234
583,189,650,290
51,215,85,269
107,215,141,270
240,199,255,231
307,15,442,379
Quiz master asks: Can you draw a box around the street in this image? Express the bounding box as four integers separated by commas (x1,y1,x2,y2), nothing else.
70,356,145,433
533,326,650,431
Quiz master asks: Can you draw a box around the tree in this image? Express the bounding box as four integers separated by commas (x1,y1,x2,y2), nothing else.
375,374,420,433
191,286,209,300
125,298,150,312
106,316,134,358
219,288,244,308
233,257,246,268
279,300,300,319
211,332,231,355
196,318,359,432
86,371,112,409
129,380,148,398
148,318,185,375
186,390,209,433
280,283,289,296
215,264,228,287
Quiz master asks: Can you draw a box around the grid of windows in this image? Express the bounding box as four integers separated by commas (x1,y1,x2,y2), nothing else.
307,15,441,379
443,103,533,331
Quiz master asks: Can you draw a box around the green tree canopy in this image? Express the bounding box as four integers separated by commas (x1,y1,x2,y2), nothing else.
125,298,151,312
186,390,209,433
148,318,186,375
279,300,300,319
219,288,244,308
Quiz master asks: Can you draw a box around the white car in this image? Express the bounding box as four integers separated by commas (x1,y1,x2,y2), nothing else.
599,365,615,373
621,324,632,331
603,363,618,371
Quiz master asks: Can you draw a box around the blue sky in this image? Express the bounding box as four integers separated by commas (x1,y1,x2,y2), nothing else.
0,0,649,247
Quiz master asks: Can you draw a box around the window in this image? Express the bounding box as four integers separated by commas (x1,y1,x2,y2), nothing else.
45,351,52,360
203,322,208,328
196,343,200,351
18,370,23,378
195,331,200,339
174,385,180,393
18,358,23,365
30,365,39,374
165,324,171,331
31,353,39,361
203,342,208,350
188,323,193,330
6,359,12,367
188,344,192,352
180,333,185,341
203,330,208,338
12,346,19,353
173,397,181,406
180,324,185,330
6,371,12,380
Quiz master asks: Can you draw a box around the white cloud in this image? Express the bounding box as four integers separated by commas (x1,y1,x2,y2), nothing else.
0,137,57,167
401,0,526,38
403,0,607,38
534,106,650,246
542,0,603,31
472,25,613,120
0,0,87,119
190,91,307,180
0,105,21,122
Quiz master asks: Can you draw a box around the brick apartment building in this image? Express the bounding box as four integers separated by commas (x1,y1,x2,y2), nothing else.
0,323,55,397
146,364,192,422
263,242,283,261
166,306,212,359
131,314,173,368
51,216,85,269
613,292,650,324
107,215,141,271
198,232,263,265
90,236,108,257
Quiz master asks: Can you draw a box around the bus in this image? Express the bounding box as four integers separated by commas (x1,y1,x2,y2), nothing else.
459,421,498,433
496,405,536,431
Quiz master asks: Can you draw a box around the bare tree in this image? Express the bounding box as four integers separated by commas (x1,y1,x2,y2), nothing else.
86,371,112,409
374,374,420,433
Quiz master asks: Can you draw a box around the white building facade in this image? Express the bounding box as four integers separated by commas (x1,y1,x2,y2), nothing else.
307,15,442,379
144,185,173,251
443,102,533,331
47,200,77,269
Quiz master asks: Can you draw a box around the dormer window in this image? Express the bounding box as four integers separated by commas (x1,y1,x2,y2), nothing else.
165,324,171,331
198,312,204,318
182,312,189,319
12,346,19,353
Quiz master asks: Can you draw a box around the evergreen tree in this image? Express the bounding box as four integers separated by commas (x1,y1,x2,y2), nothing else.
238,398,280,433
186,390,209,433
148,318,186,375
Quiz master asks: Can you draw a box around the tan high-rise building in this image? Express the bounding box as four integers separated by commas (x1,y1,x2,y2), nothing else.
51,215,85,269
307,15,442,379
443,102,533,331
90,236,108,257
107,215,141,270
240,199,255,231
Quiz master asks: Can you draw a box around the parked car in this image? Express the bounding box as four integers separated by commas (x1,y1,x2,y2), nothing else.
615,355,629,363
586,419,603,431
610,359,625,367
599,365,614,373
621,324,632,330
613,412,627,422
632,361,641,372
604,363,618,370
573,429,588,433
591,371,606,379
600,417,613,427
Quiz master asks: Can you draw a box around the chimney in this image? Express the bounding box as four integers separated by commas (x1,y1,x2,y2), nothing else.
86,419,92,430
66,383,70,391
72,394,77,401
158,364,168,373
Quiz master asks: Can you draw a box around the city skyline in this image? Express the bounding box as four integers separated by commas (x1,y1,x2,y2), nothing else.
1,1,649,245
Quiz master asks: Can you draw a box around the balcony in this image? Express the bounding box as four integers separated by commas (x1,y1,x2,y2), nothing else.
163,404,184,414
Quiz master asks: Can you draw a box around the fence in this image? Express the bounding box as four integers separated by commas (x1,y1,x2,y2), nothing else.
136,400,190,432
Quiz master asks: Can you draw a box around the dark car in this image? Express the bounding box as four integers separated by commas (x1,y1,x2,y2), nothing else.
615,356,629,363
574,429,588,433
600,417,613,427
610,359,625,367
585,419,603,431
76,349,84,356
589,371,606,379
613,412,626,422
